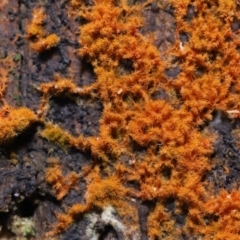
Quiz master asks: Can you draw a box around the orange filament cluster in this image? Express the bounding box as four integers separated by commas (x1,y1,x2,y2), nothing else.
35,0,240,238
0,0,238,238
45,158,79,200
0,105,38,144
26,8,60,52
0,54,38,144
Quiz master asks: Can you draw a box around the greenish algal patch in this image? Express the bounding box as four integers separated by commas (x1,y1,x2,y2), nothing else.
13,53,21,62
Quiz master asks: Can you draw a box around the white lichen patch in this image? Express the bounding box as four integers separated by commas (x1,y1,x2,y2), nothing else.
85,206,127,240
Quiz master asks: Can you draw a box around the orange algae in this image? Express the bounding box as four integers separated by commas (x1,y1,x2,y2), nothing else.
0,105,38,144
48,165,137,235
31,0,240,238
39,74,83,97
30,34,60,53
0,56,13,101
169,0,240,121
203,190,240,239
45,158,79,200
26,7,60,52
0,67,7,100
26,8,46,38
147,203,174,238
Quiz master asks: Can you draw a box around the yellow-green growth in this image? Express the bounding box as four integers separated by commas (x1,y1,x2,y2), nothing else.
40,123,71,149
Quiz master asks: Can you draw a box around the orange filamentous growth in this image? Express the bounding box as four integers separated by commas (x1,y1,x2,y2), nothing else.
169,0,240,122
0,65,8,101
30,34,60,53
26,7,60,52
49,166,137,236
42,0,240,238
39,74,82,96
147,203,174,239
26,8,46,39
203,190,240,239
0,105,38,144
45,158,79,200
